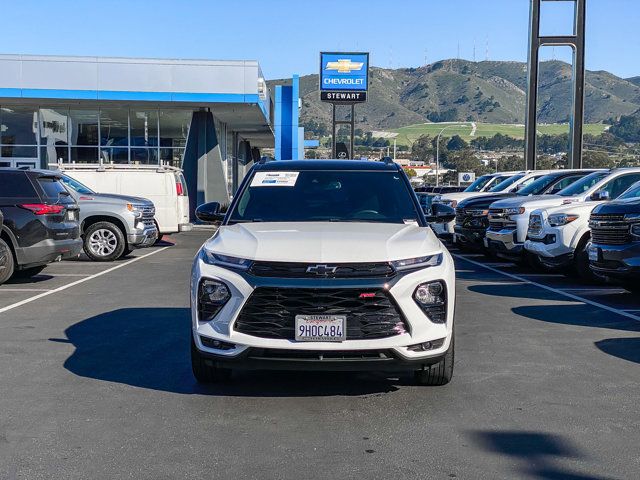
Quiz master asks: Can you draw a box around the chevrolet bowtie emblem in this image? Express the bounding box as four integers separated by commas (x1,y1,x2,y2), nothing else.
306,264,338,275
326,59,364,73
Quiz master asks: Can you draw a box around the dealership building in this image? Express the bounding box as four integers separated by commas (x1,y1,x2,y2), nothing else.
0,54,300,208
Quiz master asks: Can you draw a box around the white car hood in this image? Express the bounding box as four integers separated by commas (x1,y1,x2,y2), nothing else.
490,195,569,211
440,191,495,203
538,201,604,216
204,222,442,263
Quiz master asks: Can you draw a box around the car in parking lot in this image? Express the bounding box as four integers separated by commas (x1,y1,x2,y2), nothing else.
524,168,640,276
454,169,597,252
190,160,457,385
0,168,82,284
588,181,640,292
59,174,158,262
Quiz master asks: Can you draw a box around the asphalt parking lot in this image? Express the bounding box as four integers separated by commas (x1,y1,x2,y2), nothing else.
1,230,639,480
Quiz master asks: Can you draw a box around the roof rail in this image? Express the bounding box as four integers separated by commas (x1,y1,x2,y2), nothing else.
381,156,395,165
258,156,273,164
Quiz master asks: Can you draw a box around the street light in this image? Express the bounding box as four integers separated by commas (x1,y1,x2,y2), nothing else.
435,124,469,186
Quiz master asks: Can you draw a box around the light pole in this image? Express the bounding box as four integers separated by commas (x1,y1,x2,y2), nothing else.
435,124,469,186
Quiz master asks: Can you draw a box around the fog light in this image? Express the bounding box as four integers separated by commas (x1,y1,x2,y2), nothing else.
413,280,447,323
407,338,446,352
203,281,230,303
200,336,236,351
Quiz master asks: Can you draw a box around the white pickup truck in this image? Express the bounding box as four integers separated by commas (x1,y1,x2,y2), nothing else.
524,168,640,276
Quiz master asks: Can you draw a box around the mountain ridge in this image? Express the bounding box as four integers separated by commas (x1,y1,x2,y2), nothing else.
270,59,640,132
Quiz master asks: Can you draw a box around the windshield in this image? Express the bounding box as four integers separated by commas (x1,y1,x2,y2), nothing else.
464,175,492,193
517,174,560,196
228,170,420,224
489,174,524,192
60,175,95,195
618,181,640,200
557,171,609,197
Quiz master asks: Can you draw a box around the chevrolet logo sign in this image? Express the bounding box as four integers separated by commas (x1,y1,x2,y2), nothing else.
326,59,364,73
306,264,338,275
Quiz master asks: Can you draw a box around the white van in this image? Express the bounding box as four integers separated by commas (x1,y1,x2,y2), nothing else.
53,164,191,237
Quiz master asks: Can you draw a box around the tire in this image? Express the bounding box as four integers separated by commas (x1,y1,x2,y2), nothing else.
0,238,15,285
573,242,600,283
155,234,164,245
414,335,454,386
13,265,46,279
191,336,232,383
83,222,126,262
122,247,134,257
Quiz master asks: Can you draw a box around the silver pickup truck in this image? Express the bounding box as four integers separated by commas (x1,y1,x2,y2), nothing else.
60,174,158,262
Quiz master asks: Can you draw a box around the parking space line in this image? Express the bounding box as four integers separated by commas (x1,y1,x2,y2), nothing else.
453,253,640,323
0,247,170,315
0,288,52,292
560,287,628,292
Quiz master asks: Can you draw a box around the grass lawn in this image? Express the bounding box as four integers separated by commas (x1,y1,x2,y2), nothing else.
391,122,608,146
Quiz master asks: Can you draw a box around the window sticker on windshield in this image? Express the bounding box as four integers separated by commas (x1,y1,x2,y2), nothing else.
403,219,418,225
251,172,300,187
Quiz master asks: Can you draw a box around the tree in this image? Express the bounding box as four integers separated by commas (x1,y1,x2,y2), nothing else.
411,135,435,163
447,135,468,151
583,151,616,168
497,155,525,172
404,168,417,178
609,115,640,142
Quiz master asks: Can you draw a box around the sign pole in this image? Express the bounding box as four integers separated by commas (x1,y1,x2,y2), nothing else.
332,104,337,159
350,104,355,160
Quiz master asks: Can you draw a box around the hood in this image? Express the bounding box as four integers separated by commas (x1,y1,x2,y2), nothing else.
592,198,640,215
80,192,153,205
204,222,442,263
537,201,604,217
458,192,515,209
490,195,565,210
440,191,498,203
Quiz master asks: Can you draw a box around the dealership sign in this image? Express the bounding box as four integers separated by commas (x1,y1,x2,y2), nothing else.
320,52,369,103
458,172,476,183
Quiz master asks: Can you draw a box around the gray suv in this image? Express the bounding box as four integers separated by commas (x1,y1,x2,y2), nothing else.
60,174,158,262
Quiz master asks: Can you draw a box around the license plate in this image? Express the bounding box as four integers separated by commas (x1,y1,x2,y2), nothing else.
588,246,599,262
295,314,346,342
67,210,77,221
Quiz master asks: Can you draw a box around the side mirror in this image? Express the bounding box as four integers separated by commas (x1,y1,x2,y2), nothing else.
591,190,610,201
195,202,225,224
426,203,456,224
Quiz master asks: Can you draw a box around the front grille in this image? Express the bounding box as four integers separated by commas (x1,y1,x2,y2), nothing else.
235,287,408,340
249,261,395,278
589,213,631,245
488,208,516,231
135,204,156,220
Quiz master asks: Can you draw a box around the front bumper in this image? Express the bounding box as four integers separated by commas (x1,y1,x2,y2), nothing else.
128,226,158,248
191,252,456,368
486,229,524,258
453,225,487,249
16,238,83,268
589,242,640,280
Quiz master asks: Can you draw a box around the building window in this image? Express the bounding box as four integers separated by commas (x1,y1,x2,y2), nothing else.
40,107,69,165
0,106,38,158
69,109,99,146
100,109,129,164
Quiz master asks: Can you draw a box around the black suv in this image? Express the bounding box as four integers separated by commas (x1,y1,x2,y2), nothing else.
455,170,595,251
588,181,640,293
0,169,82,284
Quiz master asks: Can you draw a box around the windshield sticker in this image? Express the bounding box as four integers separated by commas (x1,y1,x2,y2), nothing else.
251,172,300,187
403,219,418,225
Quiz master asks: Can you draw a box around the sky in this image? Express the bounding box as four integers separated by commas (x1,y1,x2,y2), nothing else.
0,0,638,79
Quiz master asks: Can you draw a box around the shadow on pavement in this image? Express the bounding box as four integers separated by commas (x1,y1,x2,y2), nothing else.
512,305,640,333
469,430,619,480
57,307,403,397
595,337,640,365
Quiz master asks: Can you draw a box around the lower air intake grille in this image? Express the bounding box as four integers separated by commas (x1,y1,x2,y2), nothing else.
235,287,408,340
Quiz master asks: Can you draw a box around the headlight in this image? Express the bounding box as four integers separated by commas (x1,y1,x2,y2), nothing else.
200,249,253,270
631,223,640,237
391,253,443,271
548,213,579,227
413,280,447,323
126,203,143,218
505,207,525,216
624,213,640,222
198,279,231,321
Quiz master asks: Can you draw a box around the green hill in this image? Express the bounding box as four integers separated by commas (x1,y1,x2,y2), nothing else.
272,59,640,132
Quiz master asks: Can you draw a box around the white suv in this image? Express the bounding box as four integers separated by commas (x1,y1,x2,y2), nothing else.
525,168,640,276
190,160,457,385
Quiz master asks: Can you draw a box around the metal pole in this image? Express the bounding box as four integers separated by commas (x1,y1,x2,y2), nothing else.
569,0,586,169
332,104,337,159
393,139,397,160
350,104,355,160
436,134,440,187
524,0,541,170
